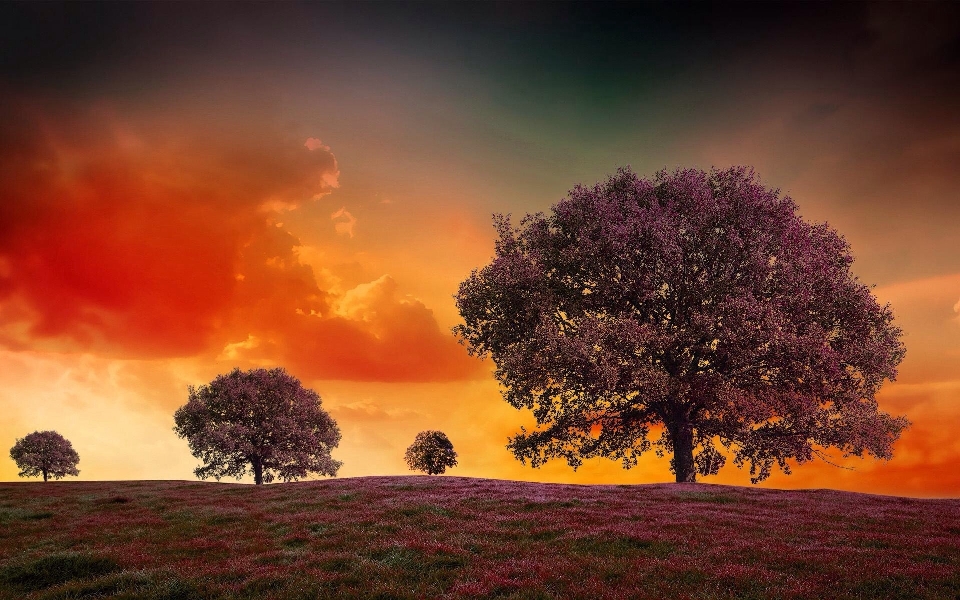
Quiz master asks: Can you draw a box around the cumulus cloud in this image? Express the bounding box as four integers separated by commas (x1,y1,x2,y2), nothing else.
304,137,341,193
336,275,398,322
232,251,481,381
304,137,327,151
217,335,263,362
327,399,422,422
0,102,482,382
331,207,357,238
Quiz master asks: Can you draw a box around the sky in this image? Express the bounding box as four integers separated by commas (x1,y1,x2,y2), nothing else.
1,2,959,497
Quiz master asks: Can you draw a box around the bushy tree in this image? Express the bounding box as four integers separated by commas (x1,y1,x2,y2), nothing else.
10,431,80,482
455,167,908,483
173,367,341,484
404,430,458,475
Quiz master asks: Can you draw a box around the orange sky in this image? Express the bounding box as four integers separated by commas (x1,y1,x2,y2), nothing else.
2,3,959,496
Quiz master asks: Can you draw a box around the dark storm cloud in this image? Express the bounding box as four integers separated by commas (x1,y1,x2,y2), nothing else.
4,2,957,110
0,3,871,83
0,3,137,85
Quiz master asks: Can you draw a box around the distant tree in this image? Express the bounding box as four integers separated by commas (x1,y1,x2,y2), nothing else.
455,166,908,483
405,430,458,475
10,431,80,482
173,367,341,485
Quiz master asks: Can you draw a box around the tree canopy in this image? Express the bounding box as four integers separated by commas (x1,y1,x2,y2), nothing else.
10,430,80,482
404,430,458,475
455,167,908,483
173,367,341,484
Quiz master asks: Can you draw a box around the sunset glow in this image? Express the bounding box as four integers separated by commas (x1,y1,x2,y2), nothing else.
2,2,959,496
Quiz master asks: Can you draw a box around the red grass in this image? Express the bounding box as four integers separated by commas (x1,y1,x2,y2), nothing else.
0,477,957,599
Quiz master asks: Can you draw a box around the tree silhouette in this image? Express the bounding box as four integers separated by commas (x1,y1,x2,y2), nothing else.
174,367,341,484
455,167,908,483
404,430,458,475
10,430,80,482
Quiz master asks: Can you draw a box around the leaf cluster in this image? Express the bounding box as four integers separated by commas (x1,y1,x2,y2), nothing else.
173,367,341,483
9,430,80,481
455,166,908,482
404,430,458,475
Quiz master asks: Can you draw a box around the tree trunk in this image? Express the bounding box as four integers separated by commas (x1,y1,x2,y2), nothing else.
252,458,263,485
43,470,48,482
671,421,697,483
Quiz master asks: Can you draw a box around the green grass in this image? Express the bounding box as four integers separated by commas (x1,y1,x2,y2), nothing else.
0,552,121,592
570,535,676,559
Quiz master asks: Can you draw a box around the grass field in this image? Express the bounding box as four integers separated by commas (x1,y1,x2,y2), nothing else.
0,476,958,599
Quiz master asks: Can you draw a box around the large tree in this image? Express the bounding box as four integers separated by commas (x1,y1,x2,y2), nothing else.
404,430,458,475
10,430,80,482
455,167,908,483
174,367,341,485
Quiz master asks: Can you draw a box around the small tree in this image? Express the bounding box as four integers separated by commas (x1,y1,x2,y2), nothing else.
173,367,341,485
10,431,80,482
455,166,908,483
405,430,458,475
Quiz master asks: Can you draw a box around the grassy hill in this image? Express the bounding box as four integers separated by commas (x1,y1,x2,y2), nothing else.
0,476,957,599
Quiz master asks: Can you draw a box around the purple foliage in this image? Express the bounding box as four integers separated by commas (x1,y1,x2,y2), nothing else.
173,367,341,484
455,167,908,483
2,477,957,599
9,430,80,482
